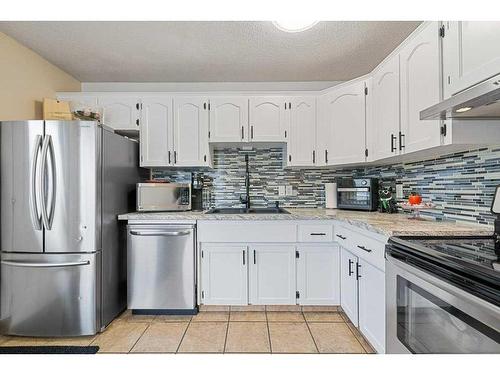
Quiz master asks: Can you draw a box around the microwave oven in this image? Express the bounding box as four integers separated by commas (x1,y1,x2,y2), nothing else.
136,183,191,212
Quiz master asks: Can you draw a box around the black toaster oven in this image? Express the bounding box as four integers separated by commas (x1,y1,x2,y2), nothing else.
337,178,379,211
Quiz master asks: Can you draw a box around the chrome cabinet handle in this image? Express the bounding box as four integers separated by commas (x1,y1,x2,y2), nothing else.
310,232,326,236
1,260,90,268
241,126,244,140
168,151,171,164
325,149,328,163
243,250,246,265
348,259,354,276
357,245,372,253
30,135,43,231
253,250,256,264
312,150,315,164
130,230,191,236
336,234,347,240
251,126,254,139
173,151,177,164
399,131,405,150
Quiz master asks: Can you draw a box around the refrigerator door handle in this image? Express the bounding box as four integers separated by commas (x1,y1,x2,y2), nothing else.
47,135,56,228
40,135,56,230
1,260,90,268
30,134,43,230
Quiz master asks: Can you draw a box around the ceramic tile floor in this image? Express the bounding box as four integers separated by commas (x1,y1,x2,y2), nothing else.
0,306,375,354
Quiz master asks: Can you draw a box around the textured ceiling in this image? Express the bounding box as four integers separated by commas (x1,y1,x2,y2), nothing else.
0,21,421,82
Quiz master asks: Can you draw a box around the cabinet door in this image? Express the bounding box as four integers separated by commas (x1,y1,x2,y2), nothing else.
400,22,441,154
209,97,248,142
172,97,210,167
249,245,296,305
324,81,367,165
316,95,334,166
443,21,500,98
358,259,385,353
370,54,400,161
287,97,316,167
248,97,286,142
296,245,340,305
201,245,248,305
340,248,358,326
140,97,172,167
99,96,140,130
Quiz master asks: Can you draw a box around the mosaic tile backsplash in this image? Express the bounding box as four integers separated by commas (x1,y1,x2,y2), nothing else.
152,145,500,226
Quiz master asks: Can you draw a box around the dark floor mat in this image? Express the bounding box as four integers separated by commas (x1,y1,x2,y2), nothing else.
0,346,99,354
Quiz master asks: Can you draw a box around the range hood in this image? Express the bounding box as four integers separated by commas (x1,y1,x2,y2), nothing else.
420,73,500,120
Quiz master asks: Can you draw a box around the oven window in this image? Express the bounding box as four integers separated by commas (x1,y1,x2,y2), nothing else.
338,191,370,208
396,276,500,353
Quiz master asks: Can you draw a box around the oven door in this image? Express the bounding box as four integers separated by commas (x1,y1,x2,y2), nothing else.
386,254,500,354
337,187,371,210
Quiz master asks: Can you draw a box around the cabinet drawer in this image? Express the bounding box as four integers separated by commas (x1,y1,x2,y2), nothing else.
298,224,333,242
334,224,387,271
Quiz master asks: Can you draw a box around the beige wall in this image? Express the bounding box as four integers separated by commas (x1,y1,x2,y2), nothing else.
0,32,80,120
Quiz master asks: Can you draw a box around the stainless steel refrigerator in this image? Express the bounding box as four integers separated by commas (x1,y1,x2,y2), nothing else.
0,120,140,336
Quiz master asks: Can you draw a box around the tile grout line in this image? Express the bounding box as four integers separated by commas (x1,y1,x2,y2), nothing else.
303,313,320,354
128,320,152,353
265,310,273,354
222,313,230,353
175,317,192,354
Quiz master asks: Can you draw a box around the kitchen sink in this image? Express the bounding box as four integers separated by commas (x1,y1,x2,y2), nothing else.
205,207,290,214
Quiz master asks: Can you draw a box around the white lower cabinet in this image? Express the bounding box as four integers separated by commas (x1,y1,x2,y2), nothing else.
340,248,359,326
296,245,340,305
358,258,386,353
249,245,296,305
200,244,248,305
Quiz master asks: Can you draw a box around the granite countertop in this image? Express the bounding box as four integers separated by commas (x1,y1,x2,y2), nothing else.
118,208,493,237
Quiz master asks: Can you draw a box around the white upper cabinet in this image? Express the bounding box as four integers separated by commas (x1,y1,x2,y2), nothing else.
370,54,400,161
209,97,249,142
140,97,173,167
201,245,248,305
443,21,500,98
324,80,367,165
98,96,141,130
249,245,296,305
287,97,316,167
173,97,210,167
248,97,287,142
316,96,333,166
296,245,340,305
399,21,442,154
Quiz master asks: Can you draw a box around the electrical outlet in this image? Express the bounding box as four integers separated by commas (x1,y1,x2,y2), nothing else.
396,184,404,199
285,185,293,196
278,186,285,196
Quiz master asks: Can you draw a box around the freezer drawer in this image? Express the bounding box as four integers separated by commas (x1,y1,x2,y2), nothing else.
127,224,196,312
0,252,100,336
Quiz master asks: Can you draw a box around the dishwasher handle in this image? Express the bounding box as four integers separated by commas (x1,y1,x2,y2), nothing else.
130,230,191,237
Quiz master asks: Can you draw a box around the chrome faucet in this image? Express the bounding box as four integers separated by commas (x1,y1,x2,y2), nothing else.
239,154,251,209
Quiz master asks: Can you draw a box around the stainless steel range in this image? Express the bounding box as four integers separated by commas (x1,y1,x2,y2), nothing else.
385,187,500,353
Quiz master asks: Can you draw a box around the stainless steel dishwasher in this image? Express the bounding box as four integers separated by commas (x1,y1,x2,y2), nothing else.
127,223,197,314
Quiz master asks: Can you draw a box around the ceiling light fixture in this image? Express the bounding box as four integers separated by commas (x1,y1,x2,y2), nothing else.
455,106,473,113
272,21,319,33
